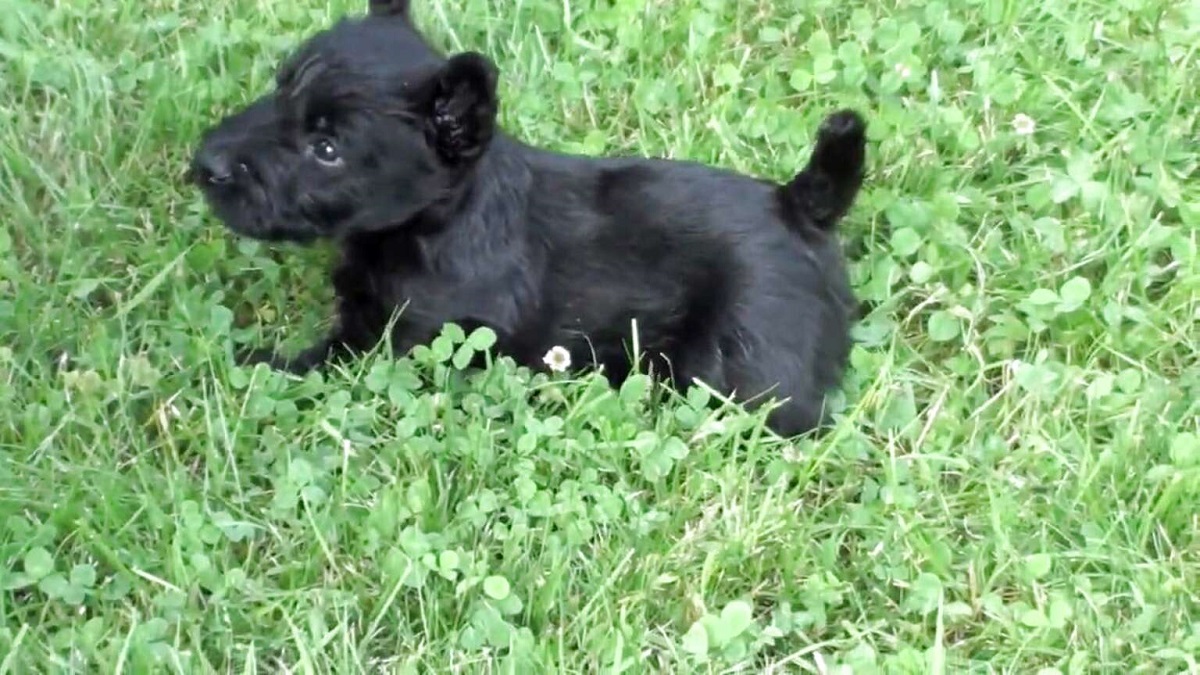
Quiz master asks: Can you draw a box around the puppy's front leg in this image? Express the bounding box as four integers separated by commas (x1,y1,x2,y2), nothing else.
237,335,350,375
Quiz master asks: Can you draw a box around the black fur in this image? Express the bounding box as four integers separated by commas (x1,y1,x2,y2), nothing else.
190,2,868,437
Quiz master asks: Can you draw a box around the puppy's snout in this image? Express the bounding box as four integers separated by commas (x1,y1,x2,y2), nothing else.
194,148,248,187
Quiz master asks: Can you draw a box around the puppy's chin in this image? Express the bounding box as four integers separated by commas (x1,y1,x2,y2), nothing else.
194,186,322,243
207,203,327,245
232,221,327,244
247,225,326,245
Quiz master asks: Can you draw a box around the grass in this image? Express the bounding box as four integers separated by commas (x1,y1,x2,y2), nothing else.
1,0,1198,671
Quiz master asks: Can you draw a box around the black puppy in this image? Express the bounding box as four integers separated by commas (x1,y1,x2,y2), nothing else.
190,0,868,436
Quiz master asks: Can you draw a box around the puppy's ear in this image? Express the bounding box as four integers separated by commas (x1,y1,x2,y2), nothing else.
423,52,499,164
368,0,410,18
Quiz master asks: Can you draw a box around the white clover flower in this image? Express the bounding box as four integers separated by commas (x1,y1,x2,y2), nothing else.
1012,113,1036,136
542,345,571,373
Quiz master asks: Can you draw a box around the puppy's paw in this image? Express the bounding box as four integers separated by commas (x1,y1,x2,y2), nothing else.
235,345,285,370
813,109,867,180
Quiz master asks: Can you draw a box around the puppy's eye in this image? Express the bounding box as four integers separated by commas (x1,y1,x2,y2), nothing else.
310,138,341,165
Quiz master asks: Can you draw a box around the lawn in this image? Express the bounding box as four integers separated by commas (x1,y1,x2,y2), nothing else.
1,0,1198,671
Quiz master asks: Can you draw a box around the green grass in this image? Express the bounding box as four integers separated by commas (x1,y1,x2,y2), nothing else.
1,0,1198,671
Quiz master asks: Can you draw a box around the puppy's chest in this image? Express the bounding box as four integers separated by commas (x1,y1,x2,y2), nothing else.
330,257,529,340
330,262,442,322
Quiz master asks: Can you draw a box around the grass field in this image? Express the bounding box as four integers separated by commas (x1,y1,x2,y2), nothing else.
2,0,1198,671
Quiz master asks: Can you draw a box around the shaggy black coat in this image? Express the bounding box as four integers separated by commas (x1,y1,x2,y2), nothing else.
190,0,868,436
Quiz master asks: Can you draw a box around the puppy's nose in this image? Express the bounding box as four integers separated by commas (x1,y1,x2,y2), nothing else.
195,150,241,186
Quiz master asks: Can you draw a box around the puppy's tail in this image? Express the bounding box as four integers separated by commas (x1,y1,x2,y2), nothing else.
778,109,867,233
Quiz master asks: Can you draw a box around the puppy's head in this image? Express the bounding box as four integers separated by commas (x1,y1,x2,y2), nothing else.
190,0,500,242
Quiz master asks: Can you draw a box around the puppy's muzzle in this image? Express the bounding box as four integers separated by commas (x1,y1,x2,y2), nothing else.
191,147,249,187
